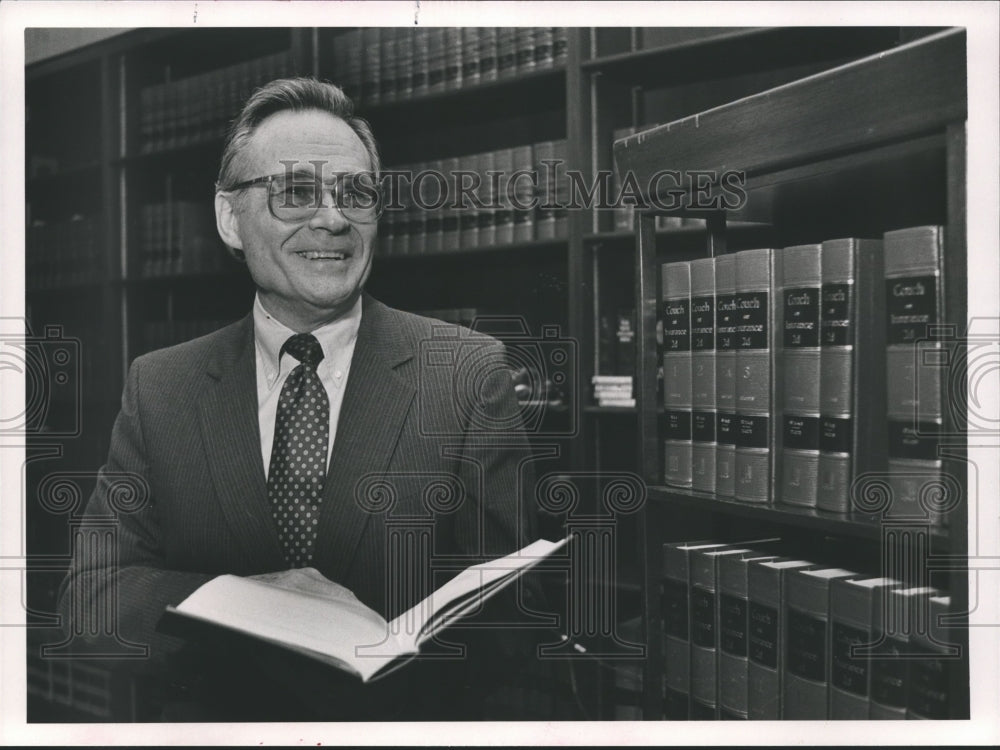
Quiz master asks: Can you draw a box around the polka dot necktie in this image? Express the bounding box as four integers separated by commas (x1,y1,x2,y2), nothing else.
268,333,329,567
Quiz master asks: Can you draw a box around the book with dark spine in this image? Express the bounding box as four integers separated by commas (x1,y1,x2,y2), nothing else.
714,253,738,497
783,567,857,718
718,554,778,719
479,27,498,82
907,592,954,719
870,585,938,719
829,577,901,718
461,27,481,87
427,28,447,95
661,261,693,488
444,27,463,91
735,248,782,503
690,257,717,493
779,243,822,507
747,558,815,719
884,225,948,525
817,238,887,513
496,28,517,79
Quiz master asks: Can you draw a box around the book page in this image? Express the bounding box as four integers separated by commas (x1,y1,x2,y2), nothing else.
175,575,402,681
389,537,570,650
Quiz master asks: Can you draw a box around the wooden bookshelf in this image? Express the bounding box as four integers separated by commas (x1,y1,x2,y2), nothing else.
615,28,969,720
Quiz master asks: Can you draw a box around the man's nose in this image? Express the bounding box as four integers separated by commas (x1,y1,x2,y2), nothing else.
308,188,351,232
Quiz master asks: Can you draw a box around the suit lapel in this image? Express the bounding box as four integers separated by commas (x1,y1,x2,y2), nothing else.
197,315,286,570
312,296,416,581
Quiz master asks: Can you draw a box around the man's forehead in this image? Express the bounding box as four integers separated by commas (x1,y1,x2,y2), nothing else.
245,109,371,174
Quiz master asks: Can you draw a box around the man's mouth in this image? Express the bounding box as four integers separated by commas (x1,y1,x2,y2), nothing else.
295,250,350,261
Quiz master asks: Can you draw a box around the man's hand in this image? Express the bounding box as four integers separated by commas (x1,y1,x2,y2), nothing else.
248,567,360,603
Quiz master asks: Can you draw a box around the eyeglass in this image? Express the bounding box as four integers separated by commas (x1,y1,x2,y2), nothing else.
221,171,383,224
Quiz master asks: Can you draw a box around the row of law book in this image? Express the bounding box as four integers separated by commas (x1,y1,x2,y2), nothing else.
137,201,226,278
658,226,951,524
26,215,102,290
142,317,233,354
139,50,293,153
611,125,708,233
376,140,569,256
335,27,568,107
662,538,956,720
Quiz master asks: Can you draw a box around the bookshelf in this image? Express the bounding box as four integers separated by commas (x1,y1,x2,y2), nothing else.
614,28,968,719
25,25,966,722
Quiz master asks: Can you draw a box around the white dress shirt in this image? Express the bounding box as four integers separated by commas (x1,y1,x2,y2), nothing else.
253,294,362,479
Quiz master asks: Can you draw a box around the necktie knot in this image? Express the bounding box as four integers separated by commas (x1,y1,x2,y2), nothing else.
281,333,324,369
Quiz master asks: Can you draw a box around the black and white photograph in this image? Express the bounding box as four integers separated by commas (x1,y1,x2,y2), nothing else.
1,1,998,745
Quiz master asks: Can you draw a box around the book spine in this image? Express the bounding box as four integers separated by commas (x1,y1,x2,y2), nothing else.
534,140,556,240
714,254,737,497
783,571,852,718
662,543,693,719
907,594,952,719
494,147,515,246
423,159,443,254
884,226,947,525
362,28,381,105
735,248,782,503
718,556,760,718
479,27,498,82
690,257,718,493
515,28,536,73
552,140,569,239
427,28,446,94
747,563,785,719
441,156,461,252
412,28,430,96
444,27,463,91
779,244,822,508
553,27,568,66
829,580,877,718
461,27,481,87
408,161,427,255
534,27,555,70
396,30,414,101
818,238,887,512
472,150,491,247
511,144,535,242
380,29,397,103
661,261,693,488
496,28,517,79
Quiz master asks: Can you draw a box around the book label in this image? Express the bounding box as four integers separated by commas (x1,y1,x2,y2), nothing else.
783,287,820,347
692,295,715,350
664,298,691,352
662,578,688,639
888,420,942,461
717,294,739,351
783,415,820,450
717,413,736,446
664,411,693,440
693,411,716,443
871,636,907,708
736,291,768,349
831,622,869,696
720,594,748,657
690,586,715,648
821,282,852,346
786,609,825,682
886,275,938,345
820,417,852,454
748,602,778,669
736,415,768,449
908,644,950,718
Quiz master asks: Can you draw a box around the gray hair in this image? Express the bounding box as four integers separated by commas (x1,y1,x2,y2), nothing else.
216,77,381,190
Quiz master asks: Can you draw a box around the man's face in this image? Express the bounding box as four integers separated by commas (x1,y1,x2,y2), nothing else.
221,109,377,330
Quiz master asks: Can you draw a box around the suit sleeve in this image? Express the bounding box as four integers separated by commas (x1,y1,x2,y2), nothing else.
57,356,214,668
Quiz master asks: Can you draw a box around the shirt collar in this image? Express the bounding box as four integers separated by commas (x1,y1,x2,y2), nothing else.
253,294,363,383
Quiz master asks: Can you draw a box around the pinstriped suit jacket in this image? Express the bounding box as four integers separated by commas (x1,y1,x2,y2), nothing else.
59,294,537,667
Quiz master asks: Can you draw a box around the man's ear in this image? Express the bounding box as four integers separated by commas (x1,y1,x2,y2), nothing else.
215,192,244,251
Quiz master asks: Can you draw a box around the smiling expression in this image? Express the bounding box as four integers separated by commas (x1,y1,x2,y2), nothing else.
216,109,378,332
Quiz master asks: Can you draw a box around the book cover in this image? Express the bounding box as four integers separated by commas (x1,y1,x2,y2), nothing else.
817,238,887,513
714,253,737,497
661,261,693,488
884,225,948,525
162,537,569,684
690,257,717,494
718,553,778,719
735,248,782,504
779,243,822,508
783,566,857,719
829,576,901,718
747,557,815,719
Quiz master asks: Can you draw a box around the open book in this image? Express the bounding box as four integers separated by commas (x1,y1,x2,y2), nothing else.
162,536,569,683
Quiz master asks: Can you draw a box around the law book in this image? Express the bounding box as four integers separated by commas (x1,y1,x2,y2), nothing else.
534,27,555,69
408,161,427,255
411,28,430,97
717,553,778,719
162,537,569,684
661,541,737,719
714,253,738,497
362,28,382,105
690,544,779,717
779,243,822,508
734,248,782,503
496,28,517,79
829,576,901,718
494,148,515,246
747,557,815,719
783,566,857,719
422,159,444,254
461,27,481,87
533,140,556,240
395,30,414,100
907,592,953,719
427,28,447,95
515,28,536,73
552,140,570,239
817,237,887,513
441,156,461,252
661,261,693,488
690,257,717,494
884,225,948,525
444,27,463,91
379,29,398,103
552,27,568,65
478,27,498,82
469,150,490,248
511,144,535,242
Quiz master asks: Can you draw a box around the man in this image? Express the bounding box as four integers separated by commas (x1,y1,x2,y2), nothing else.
58,78,543,721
